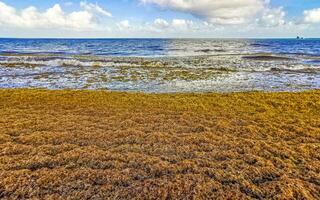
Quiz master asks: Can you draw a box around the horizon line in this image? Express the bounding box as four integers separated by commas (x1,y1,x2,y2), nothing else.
0,37,319,40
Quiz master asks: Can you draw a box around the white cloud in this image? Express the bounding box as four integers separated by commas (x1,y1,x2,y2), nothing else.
0,1,111,31
117,20,131,30
303,8,320,24
80,1,112,17
149,18,194,32
140,0,268,25
171,19,193,30
257,7,286,27
153,18,170,29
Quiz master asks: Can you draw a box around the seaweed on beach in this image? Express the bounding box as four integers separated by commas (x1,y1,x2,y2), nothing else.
0,89,319,199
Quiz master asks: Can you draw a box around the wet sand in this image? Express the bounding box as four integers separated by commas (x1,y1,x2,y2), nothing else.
0,89,319,199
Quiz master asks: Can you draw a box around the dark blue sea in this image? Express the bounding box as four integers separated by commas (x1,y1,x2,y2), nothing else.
0,38,319,92
1,38,320,57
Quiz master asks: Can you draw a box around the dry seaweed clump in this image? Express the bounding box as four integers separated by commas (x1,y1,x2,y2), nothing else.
0,89,319,199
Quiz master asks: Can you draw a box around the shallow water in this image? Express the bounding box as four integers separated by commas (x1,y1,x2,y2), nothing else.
0,38,319,92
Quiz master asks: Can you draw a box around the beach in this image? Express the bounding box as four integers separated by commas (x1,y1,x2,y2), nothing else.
1,89,319,199
1,0,320,198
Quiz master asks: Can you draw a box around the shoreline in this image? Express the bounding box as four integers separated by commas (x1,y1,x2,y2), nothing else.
0,89,319,199
0,87,319,94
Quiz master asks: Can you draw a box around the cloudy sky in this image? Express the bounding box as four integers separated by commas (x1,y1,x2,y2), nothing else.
0,0,320,38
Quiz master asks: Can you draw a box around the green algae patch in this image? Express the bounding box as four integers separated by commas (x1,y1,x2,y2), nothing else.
0,89,319,199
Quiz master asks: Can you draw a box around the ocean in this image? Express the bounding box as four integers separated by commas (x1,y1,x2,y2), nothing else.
0,38,319,92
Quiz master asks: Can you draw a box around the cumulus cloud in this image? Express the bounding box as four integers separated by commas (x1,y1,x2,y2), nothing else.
140,0,268,25
80,1,112,17
257,7,286,27
171,19,193,30
149,18,194,32
303,8,320,23
0,1,111,30
153,18,170,29
117,20,132,30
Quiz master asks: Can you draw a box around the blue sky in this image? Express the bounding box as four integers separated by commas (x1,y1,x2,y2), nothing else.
0,0,320,38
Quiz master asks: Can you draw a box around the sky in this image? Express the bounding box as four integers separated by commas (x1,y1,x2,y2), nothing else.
0,0,320,38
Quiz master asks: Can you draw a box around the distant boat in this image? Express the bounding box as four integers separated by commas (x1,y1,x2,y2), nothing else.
296,36,304,40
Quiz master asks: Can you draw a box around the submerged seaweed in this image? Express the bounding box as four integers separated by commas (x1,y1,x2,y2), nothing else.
0,53,319,92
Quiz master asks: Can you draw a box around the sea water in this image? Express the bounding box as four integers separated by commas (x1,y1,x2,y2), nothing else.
0,38,319,92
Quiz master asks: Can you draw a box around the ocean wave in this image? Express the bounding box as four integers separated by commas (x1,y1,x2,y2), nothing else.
303,60,320,65
242,55,295,61
0,53,319,74
249,43,272,47
195,49,227,53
